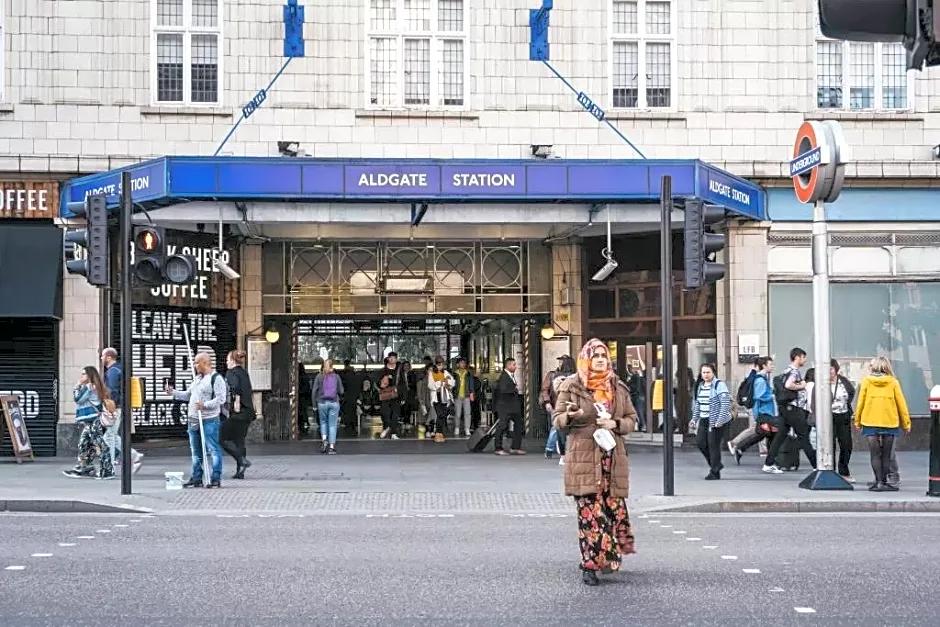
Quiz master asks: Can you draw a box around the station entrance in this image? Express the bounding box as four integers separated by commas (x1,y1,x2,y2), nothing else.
294,316,534,441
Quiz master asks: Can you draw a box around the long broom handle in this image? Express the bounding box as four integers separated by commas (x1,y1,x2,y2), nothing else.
182,324,210,487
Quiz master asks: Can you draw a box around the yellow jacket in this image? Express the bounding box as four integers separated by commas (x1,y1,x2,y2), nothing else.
854,374,911,431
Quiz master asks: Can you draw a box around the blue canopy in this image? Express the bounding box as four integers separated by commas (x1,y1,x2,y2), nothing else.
60,156,766,221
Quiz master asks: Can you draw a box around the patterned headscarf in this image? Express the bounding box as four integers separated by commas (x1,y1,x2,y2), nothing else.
577,338,615,406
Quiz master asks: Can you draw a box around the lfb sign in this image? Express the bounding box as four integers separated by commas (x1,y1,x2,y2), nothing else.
789,120,849,204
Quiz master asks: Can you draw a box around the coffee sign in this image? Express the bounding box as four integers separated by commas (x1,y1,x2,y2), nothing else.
0,181,59,219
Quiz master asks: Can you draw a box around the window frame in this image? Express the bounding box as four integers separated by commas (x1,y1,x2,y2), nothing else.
363,0,470,111
607,0,678,111
149,0,225,107
813,36,914,112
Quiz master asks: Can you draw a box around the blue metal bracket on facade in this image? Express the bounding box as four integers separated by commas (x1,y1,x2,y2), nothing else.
528,1,646,160
214,0,306,156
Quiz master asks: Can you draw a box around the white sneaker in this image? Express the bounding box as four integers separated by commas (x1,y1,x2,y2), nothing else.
132,450,144,464
391,434,399,440
762,464,783,474
727,441,736,456
558,457,565,466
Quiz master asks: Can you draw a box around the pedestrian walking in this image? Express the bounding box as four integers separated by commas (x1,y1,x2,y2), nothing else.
493,357,524,455
426,357,455,442
692,363,732,480
553,338,638,586
542,354,574,464
854,357,911,492
377,353,406,440
63,366,115,479
222,350,255,478
763,347,817,474
100,347,143,474
166,352,227,489
312,358,344,454
728,357,775,464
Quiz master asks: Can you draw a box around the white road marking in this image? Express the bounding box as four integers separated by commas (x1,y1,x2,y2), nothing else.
672,530,687,535
95,530,111,533
770,587,785,592
743,568,761,574
647,520,660,523
659,525,672,528
4,566,25,571
76,536,94,540
129,519,142,523
721,555,738,560
686,537,701,541
114,524,128,528
31,553,53,558
58,543,76,547
702,545,718,549
794,607,816,614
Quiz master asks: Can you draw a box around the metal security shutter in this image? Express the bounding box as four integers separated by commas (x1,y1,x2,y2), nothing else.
111,304,237,441
0,318,59,457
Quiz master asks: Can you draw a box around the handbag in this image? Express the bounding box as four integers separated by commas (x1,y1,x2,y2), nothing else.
378,368,401,402
98,399,117,428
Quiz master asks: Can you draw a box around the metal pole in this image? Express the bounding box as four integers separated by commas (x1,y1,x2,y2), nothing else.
120,171,133,495
811,199,834,472
928,396,940,497
660,176,675,497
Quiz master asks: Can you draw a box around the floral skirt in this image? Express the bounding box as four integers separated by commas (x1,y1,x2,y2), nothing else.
574,453,635,572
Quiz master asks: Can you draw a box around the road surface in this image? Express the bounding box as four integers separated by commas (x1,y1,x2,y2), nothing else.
0,511,937,626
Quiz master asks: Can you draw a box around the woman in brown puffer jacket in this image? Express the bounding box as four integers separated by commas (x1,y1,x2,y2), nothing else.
553,338,638,586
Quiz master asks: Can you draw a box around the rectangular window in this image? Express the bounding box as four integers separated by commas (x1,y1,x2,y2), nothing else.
366,0,467,109
152,0,222,105
815,14,912,111
610,0,675,109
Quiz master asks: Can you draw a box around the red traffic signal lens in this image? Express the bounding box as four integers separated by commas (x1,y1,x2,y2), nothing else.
135,229,160,253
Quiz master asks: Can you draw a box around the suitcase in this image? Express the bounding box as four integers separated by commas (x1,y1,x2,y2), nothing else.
777,432,801,471
467,422,498,452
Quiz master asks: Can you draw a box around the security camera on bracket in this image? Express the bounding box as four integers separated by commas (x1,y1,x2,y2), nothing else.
590,205,619,282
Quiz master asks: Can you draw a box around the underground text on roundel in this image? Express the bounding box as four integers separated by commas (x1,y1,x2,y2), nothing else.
789,147,822,177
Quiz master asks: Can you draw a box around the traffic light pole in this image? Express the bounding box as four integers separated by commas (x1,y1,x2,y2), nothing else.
660,175,675,497
120,171,133,496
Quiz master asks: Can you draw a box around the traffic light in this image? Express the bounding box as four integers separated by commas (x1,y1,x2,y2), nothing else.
133,226,165,285
817,0,940,69
132,226,198,286
683,200,726,289
64,194,110,286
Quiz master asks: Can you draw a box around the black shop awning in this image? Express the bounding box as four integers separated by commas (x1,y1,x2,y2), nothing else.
0,222,63,319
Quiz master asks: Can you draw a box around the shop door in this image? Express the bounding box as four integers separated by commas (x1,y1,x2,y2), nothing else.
0,318,60,456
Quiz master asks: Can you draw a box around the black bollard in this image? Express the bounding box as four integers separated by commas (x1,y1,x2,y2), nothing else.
927,386,940,498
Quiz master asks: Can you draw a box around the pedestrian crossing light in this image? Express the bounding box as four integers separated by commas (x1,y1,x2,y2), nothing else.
64,194,110,287
683,199,726,289
133,226,166,285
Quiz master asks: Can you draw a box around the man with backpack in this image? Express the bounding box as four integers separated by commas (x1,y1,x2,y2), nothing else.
541,355,574,463
727,358,764,463
763,347,818,474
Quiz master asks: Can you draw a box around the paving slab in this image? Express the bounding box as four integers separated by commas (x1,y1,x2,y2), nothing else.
1,448,937,515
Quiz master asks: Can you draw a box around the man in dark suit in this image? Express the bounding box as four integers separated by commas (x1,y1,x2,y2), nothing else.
494,357,524,455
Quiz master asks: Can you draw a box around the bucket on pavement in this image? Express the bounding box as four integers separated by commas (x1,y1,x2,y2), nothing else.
165,471,184,490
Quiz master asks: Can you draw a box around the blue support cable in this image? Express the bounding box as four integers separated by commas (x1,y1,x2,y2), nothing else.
528,0,646,159
214,57,294,156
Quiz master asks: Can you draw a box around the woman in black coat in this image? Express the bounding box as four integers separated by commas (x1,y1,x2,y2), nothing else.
223,350,256,479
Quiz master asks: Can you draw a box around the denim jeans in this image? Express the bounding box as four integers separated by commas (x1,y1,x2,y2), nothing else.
453,397,472,434
545,426,567,454
318,400,340,445
188,418,223,482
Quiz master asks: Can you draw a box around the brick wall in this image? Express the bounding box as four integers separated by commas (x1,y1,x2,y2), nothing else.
0,0,937,174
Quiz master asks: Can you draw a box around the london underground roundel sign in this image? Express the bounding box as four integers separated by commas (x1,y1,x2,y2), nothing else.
789,120,849,204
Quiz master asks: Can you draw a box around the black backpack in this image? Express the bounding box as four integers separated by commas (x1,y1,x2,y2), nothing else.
736,371,757,408
773,371,798,404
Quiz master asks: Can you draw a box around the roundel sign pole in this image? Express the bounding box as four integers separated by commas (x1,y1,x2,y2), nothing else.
789,120,851,492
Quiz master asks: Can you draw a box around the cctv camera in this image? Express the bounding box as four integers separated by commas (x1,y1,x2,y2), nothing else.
591,258,619,282
213,257,241,280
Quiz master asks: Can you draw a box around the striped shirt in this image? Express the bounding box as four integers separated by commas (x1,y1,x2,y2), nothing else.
696,382,712,423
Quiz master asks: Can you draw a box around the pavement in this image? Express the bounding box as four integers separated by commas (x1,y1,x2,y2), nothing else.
2,446,939,516
1,511,937,626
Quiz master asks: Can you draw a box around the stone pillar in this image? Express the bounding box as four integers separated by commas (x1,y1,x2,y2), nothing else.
56,275,102,455
551,243,583,352
237,243,265,443
716,222,770,388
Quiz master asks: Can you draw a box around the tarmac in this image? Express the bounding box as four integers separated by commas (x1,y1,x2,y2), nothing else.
1,445,938,515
